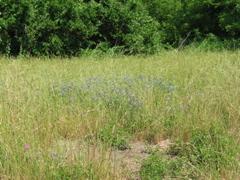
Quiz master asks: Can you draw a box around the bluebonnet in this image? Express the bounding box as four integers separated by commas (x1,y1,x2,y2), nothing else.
50,74,176,115
51,153,58,158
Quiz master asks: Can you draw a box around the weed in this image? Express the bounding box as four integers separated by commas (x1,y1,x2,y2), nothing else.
54,164,93,180
166,125,239,178
98,126,132,150
140,154,167,179
140,153,196,179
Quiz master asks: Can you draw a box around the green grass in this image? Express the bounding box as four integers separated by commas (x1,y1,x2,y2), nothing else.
0,50,239,179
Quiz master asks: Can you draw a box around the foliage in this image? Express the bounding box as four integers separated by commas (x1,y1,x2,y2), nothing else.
141,0,183,46
1,0,239,56
54,164,94,179
141,124,239,179
98,126,132,150
0,0,101,56
166,125,239,177
141,0,240,49
185,33,240,51
140,154,168,179
218,0,240,38
140,153,196,179
178,0,240,46
0,0,161,56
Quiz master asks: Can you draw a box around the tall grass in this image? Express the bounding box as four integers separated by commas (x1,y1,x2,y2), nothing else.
0,50,239,179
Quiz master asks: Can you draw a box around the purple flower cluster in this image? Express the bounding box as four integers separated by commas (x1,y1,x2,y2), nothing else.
51,75,176,115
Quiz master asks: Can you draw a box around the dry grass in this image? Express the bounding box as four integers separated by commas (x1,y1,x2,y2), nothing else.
0,50,239,179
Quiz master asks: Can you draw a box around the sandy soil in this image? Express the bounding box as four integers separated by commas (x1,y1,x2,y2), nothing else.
114,139,172,179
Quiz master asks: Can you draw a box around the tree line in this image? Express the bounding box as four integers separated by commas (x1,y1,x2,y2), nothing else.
0,0,239,56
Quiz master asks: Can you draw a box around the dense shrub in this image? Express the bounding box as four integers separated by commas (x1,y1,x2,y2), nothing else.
141,0,240,49
0,0,161,56
0,0,239,56
0,0,101,56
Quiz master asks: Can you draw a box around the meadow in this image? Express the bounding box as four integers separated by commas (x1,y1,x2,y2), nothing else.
0,50,239,179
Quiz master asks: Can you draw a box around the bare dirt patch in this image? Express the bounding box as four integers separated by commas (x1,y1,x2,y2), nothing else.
52,139,173,179
114,139,172,179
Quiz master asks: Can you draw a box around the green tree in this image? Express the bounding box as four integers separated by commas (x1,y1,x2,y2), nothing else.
218,0,240,38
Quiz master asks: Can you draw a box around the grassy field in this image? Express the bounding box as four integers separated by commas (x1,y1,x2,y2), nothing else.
0,50,239,179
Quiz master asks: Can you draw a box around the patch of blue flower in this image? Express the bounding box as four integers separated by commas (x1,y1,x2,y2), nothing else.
51,74,176,114
3,74,172,112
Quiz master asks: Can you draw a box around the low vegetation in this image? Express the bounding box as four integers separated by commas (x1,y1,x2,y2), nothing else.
0,50,239,179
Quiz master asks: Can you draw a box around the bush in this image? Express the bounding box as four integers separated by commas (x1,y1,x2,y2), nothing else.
98,126,132,150
1,0,239,56
0,0,161,56
166,125,239,176
140,154,168,179
0,0,101,56
140,124,239,179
